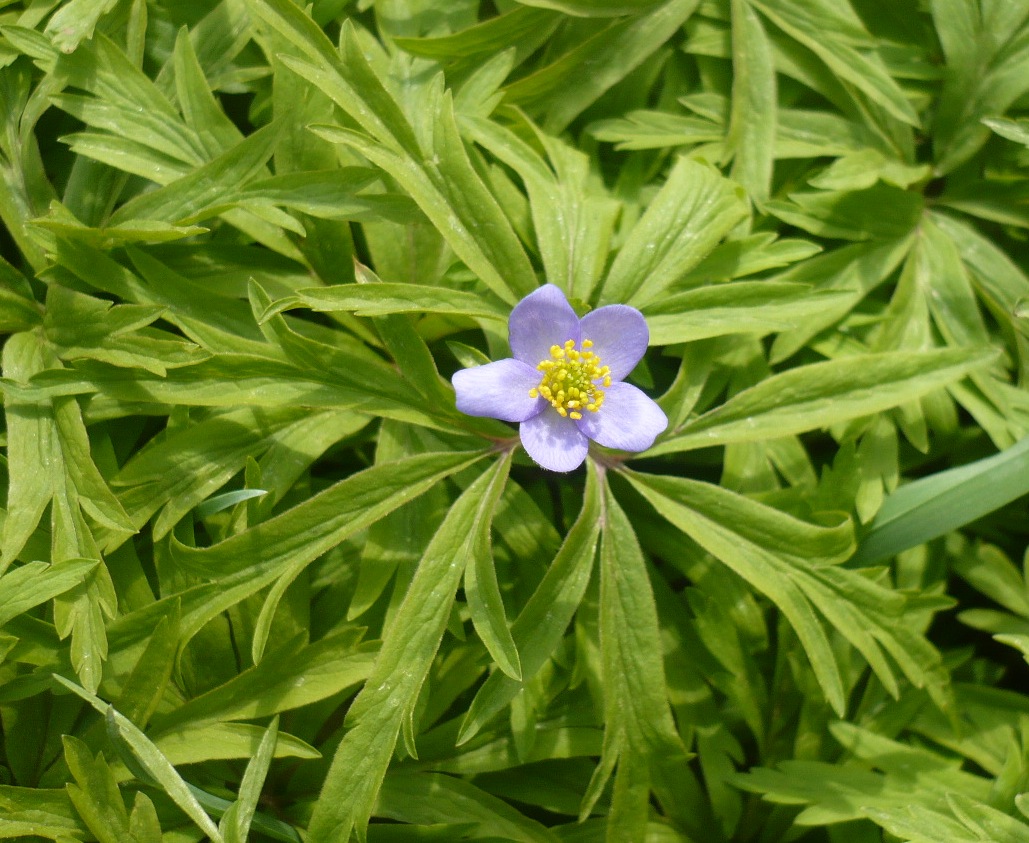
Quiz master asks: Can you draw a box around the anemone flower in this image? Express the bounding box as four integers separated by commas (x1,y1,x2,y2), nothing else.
452,284,668,472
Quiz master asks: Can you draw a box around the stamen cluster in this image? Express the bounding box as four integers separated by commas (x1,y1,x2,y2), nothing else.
528,339,611,419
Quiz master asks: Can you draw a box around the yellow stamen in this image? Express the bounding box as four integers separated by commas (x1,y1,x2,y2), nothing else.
527,337,607,419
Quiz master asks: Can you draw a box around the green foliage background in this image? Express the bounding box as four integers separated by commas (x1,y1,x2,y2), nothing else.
2,0,1029,841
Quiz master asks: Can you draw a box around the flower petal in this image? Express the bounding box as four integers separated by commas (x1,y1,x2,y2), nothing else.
520,408,589,472
453,359,545,422
509,284,580,366
575,382,667,452
579,304,649,381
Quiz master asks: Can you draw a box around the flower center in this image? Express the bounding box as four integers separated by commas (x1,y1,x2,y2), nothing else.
528,339,611,420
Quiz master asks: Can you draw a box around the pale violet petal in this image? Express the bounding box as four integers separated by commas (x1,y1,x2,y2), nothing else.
575,382,667,452
509,284,580,367
453,359,545,422
520,408,589,472
579,304,649,381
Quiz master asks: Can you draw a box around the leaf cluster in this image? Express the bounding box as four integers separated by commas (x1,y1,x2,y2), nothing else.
2,1,1029,842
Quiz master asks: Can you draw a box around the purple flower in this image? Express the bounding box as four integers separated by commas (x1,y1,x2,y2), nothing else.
452,285,668,472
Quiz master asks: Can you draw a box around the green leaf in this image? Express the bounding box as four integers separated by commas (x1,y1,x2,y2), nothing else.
21,353,443,431
219,716,278,843
394,7,559,61
512,0,664,15
46,36,199,166
914,215,991,349
461,115,622,303
589,108,723,151
107,122,281,225
447,340,493,369
49,567,112,696
465,490,523,680
249,2,419,152
623,471,855,714
270,282,507,321
652,347,997,454
931,212,1029,333
769,236,913,364
150,629,373,731
601,157,748,307
248,3,537,302
0,329,134,555
43,283,208,377
172,450,487,578
113,609,179,730
459,460,602,744
429,725,603,775
0,784,87,839
194,488,268,518
43,0,120,54
630,469,952,713
854,436,1029,564
206,169,420,224
807,149,929,191
88,452,480,669
127,793,162,843
2,332,57,569
307,453,512,843
765,184,924,241
0,261,42,332
145,721,317,769
53,676,224,843
600,481,695,757
983,116,1029,147
114,406,308,539
504,0,705,133
931,3,1029,172
728,0,777,201
379,771,559,842
735,724,1010,840
773,108,884,158
954,544,1029,620
642,282,856,345
51,389,135,538
0,559,97,626
308,93,537,305
33,209,209,247
751,0,920,127
63,735,133,843
1,331,129,687
169,26,242,155
580,479,686,835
